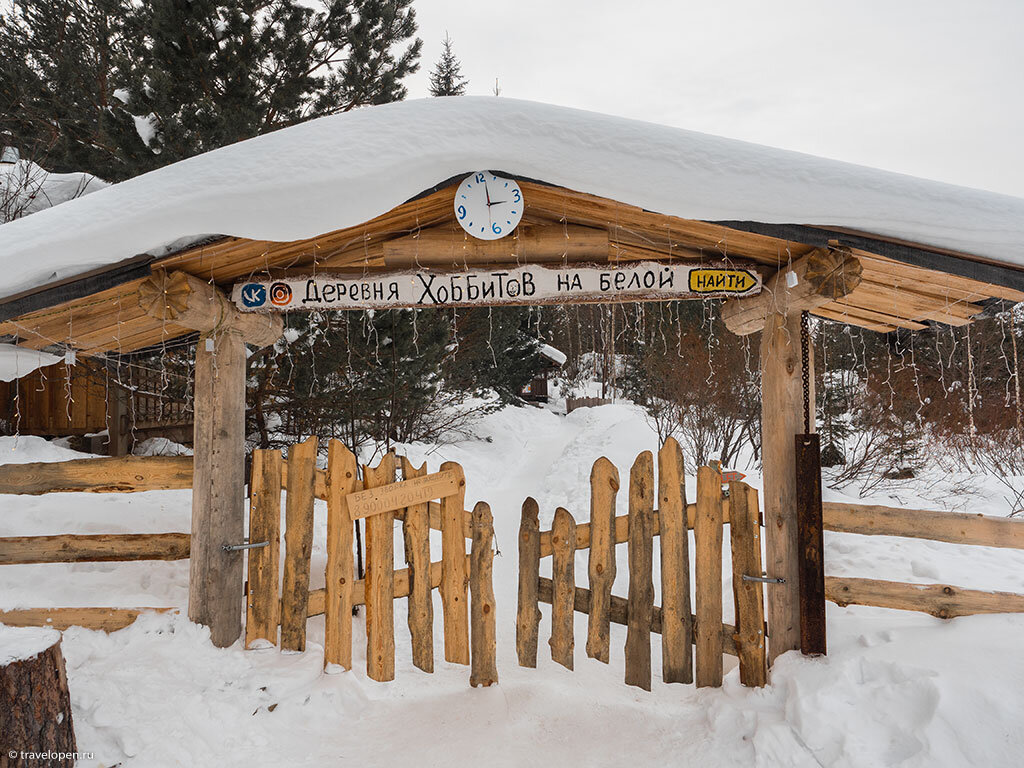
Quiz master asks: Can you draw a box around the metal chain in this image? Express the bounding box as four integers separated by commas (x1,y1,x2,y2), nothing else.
801,310,811,435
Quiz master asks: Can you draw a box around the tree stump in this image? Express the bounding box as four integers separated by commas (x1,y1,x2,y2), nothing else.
0,627,77,767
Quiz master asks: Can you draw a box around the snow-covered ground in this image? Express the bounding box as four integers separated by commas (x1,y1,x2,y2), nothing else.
3,402,1024,767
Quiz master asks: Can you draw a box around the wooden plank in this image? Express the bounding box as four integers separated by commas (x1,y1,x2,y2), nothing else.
0,607,176,632
279,436,318,652
0,455,193,495
189,330,247,648
345,469,461,520
796,434,826,656
440,461,470,665
400,456,434,673
822,502,1024,550
470,501,498,687
0,533,189,565
729,483,767,687
585,457,619,663
694,465,724,687
624,452,655,690
759,311,808,664
363,453,397,682
516,497,541,668
550,507,577,670
658,438,692,684
324,440,359,669
245,449,282,649
825,577,1024,618
536,578,739,657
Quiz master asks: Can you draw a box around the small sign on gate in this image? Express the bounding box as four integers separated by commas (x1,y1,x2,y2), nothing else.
345,469,462,520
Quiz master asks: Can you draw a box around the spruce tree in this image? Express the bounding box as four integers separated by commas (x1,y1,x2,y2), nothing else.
428,33,467,96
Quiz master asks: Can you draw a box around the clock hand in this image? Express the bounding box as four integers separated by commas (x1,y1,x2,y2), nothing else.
484,179,491,206
488,200,507,206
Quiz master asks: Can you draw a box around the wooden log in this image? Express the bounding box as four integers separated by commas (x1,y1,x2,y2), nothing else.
383,223,610,265
822,501,1024,550
0,630,76,764
0,532,189,564
825,577,1024,618
658,438,692,683
363,453,397,682
245,449,282,649
400,456,434,673
440,461,470,665
536,578,740,657
759,311,810,664
138,270,282,346
722,247,862,336
516,497,541,668
796,434,826,656
0,455,193,495
324,440,359,669
550,507,577,670
586,457,619,663
624,451,655,691
694,465,724,687
729,483,767,687
0,607,175,632
279,436,318,652
189,329,247,648
470,502,498,687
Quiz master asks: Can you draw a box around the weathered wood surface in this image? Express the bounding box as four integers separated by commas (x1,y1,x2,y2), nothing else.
516,497,541,668
825,577,1024,618
189,329,247,648
586,457,619,663
722,247,862,335
470,502,498,688
0,532,189,564
796,434,826,656
624,452,654,691
401,457,434,673
324,440,359,669
0,607,175,631
550,507,577,670
279,436,318,652
759,311,809,663
658,438,692,684
729,483,767,687
536,578,739,657
694,465,724,687
345,469,461,520
823,501,1024,550
245,449,281,649
440,461,470,665
0,634,76,765
0,455,193,496
363,453,397,682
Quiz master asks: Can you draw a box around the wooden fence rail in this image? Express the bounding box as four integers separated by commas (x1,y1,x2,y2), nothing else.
0,455,194,495
0,533,189,564
825,576,1024,618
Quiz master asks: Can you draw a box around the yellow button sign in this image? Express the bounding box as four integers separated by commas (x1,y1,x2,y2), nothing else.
688,269,759,294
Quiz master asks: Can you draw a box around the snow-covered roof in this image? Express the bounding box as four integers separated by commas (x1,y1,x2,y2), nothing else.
539,344,567,366
0,343,61,381
0,96,1022,302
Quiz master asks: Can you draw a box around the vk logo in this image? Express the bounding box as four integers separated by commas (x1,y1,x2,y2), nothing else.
241,283,267,308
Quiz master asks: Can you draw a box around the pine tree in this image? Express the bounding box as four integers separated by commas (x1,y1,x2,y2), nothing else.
428,33,467,96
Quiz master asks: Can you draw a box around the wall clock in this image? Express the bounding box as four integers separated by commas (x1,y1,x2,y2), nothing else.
454,171,524,240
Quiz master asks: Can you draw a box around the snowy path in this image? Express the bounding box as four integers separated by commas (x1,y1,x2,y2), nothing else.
3,408,1024,766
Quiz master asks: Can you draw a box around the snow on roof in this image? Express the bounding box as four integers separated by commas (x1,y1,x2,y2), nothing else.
0,343,61,381
1,96,1022,302
539,343,567,366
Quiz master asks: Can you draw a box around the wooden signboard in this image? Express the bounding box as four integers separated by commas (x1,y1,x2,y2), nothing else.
232,262,761,312
346,469,461,520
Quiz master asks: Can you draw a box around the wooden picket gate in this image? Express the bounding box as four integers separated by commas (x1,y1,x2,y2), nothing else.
516,437,767,690
244,437,497,687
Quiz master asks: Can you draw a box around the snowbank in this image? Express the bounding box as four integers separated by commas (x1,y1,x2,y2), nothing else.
1,97,1022,301
0,625,60,664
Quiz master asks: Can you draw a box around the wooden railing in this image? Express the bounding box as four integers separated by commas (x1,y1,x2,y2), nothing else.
822,501,1024,618
0,455,192,630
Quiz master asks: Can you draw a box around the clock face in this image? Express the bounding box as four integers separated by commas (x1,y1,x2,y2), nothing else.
454,171,524,240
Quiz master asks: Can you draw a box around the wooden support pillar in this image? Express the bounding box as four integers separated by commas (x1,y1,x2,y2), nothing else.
760,311,814,665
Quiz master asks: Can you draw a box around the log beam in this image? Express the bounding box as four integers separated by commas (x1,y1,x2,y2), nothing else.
138,270,282,347
722,247,862,336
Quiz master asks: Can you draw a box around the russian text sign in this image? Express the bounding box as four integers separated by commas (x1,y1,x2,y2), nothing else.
232,262,761,312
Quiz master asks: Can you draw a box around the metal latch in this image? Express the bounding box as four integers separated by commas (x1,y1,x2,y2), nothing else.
742,573,786,584
222,540,269,552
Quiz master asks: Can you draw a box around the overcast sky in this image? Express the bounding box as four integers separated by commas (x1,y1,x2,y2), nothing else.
404,0,1024,198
